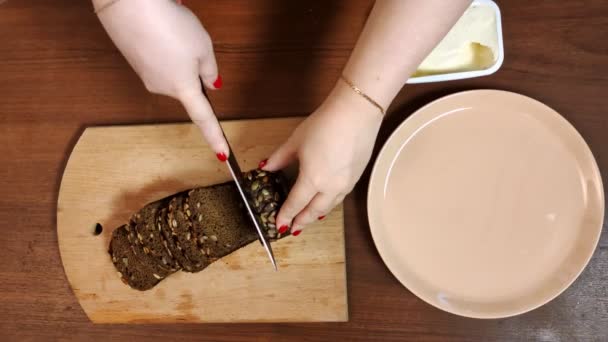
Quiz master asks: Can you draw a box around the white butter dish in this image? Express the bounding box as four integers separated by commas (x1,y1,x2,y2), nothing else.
407,0,504,84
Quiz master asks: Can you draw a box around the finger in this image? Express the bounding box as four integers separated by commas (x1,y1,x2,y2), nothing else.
262,136,298,172
334,193,346,206
198,39,221,90
276,175,316,233
179,86,228,156
291,192,335,233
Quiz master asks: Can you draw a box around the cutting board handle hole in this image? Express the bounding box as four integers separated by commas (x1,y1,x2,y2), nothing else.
93,223,103,236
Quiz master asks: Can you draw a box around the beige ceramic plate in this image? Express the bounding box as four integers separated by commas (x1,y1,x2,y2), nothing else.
368,90,604,318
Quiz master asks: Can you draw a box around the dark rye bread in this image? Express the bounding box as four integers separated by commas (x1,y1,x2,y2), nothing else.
242,169,290,239
109,226,163,290
132,201,181,272
125,218,174,279
189,184,258,260
108,170,289,291
168,195,208,272
158,207,194,271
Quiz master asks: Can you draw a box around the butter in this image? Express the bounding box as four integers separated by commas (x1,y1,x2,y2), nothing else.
414,3,498,77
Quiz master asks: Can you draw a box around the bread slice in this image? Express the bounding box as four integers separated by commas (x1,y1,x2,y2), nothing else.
189,184,258,261
125,218,174,279
132,201,181,272
157,206,194,271
109,225,164,290
168,195,208,272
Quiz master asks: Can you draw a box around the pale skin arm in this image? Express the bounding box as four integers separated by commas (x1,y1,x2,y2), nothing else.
93,0,229,157
94,0,470,237
344,0,472,108
265,0,472,235
92,0,118,11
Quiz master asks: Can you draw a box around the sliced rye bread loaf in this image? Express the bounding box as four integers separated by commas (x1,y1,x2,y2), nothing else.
109,225,163,290
109,170,289,291
157,206,195,271
189,184,258,261
125,217,174,279
167,195,208,272
132,201,181,272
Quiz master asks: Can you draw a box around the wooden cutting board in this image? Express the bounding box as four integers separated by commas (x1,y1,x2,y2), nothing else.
57,118,347,323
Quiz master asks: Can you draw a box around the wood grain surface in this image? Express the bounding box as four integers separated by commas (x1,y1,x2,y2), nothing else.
57,119,347,323
1,0,607,340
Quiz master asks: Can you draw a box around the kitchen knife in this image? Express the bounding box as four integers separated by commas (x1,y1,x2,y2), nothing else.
200,82,278,271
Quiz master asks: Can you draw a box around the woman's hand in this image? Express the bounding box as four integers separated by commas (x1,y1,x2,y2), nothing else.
95,0,228,156
262,0,469,236
263,81,383,235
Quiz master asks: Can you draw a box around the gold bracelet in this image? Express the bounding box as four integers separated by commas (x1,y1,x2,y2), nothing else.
94,0,122,14
340,75,385,115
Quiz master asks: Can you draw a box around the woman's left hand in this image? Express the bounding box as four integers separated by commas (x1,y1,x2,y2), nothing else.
262,81,383,235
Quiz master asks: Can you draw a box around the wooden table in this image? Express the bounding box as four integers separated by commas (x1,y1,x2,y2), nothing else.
1,0,606,340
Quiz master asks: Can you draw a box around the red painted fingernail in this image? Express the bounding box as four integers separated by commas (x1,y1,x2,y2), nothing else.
318,215,325,220
278,225,288,234
292,230,302,236
213,75,223,89
258,159,268,169
216,152,227,162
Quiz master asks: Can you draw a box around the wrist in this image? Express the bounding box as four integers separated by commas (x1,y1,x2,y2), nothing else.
324,78,386,120
339,75,386,116
92,0,115,10
92,0,123,14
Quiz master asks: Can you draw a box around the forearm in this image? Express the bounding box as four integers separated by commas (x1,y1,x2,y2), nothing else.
342,0,471,109
92,0,117,12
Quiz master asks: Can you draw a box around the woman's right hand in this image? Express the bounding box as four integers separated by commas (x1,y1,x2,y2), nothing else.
95,0,228,157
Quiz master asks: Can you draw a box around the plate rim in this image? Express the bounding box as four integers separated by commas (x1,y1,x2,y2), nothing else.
367,89,605,319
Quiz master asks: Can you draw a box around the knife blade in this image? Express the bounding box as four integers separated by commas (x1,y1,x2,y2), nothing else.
200,82,278,270
224,149,278,271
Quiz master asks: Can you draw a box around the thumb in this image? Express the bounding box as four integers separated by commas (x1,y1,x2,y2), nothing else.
199,47,221,90
263,136,298,172
179,85,228,156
